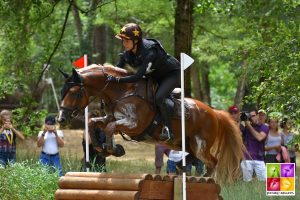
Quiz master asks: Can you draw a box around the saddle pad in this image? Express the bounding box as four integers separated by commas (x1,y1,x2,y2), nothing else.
171,97,191,119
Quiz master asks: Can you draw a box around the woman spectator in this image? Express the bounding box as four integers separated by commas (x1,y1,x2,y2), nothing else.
265,118,282,163
37,115,64,176
281,118,298,165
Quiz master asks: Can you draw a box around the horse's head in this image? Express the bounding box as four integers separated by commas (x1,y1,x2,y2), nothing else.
57,68,89,124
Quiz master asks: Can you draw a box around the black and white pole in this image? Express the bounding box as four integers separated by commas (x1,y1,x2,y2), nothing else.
180,53,194,200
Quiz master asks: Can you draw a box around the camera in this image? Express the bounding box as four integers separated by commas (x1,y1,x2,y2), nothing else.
240,111,250,121
47,125,55,131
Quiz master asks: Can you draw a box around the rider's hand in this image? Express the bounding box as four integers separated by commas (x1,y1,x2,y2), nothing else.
106,75,119,83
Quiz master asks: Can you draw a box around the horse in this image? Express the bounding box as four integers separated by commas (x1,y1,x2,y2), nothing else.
57,64,245,183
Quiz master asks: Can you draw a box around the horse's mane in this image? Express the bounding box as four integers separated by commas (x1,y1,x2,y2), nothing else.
77,64,129,77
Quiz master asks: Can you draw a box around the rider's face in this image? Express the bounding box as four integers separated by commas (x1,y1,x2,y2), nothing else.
122,39,134,51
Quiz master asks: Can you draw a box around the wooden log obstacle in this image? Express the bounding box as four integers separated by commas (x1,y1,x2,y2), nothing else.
55,172,222,200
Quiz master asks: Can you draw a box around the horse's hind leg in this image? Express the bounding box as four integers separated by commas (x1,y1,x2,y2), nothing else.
202,138,218,177
189,134,217,177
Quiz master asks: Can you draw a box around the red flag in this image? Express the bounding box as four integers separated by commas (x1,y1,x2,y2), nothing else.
73,56,85,68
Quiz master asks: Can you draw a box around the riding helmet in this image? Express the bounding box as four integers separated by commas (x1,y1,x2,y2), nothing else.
115,23,142,42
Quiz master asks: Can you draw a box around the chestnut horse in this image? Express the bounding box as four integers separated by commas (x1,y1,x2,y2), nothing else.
57,64,244,183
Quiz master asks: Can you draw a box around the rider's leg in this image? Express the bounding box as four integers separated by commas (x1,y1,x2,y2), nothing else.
157,101,174,140
155,71,180,141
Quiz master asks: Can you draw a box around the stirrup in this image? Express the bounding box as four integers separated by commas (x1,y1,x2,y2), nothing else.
159,126,173,141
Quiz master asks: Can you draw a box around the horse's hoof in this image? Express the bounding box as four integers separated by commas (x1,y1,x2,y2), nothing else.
113,144,126,157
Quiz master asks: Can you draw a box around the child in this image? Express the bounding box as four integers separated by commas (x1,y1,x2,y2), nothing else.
167,150,189,175
0,110,25,167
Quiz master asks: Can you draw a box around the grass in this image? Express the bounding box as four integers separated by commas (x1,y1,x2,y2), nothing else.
1,132,299,200
0,161,59,200
2,153,299,200
221,178,299,200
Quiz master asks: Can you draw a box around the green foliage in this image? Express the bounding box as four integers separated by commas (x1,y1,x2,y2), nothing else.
0,0,300,124
0,161,59,200
94,0,175,53
0,76,18,100
231,0,300,120
12,107,47,137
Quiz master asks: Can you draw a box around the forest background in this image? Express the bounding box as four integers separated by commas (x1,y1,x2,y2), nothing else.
0,0,299,136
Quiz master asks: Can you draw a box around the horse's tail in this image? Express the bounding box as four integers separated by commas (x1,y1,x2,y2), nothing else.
212,110,245,183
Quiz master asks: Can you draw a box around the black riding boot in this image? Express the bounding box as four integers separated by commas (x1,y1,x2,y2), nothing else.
158,103,174,141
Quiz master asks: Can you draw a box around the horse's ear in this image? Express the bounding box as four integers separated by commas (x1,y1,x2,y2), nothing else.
72,68,82,83
58,68,69,79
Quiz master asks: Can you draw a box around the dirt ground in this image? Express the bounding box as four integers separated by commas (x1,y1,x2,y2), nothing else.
18,129,158,163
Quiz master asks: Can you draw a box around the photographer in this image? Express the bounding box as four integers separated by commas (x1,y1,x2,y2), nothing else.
0,110,25,167
228,105,245,134
37,115,64,176
240,109,269,182
228,105,240,123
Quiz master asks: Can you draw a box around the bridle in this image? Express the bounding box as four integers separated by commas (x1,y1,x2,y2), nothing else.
60,81,87,118
60,67,110,119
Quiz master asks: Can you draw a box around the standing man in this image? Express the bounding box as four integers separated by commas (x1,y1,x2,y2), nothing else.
37,115,64,176
228,105,240,123
258,109,268,126
241,109,269,182
154,143,170,174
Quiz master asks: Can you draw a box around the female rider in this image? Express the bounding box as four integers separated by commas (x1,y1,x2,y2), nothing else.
107,23,180,141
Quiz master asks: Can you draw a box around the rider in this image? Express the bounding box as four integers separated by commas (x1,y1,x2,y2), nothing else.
106,23,180,141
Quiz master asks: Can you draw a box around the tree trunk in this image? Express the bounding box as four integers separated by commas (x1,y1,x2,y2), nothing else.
234,63,247,107
92,24,118,64
93,25,107,64
72,3,84,52
201,61,211,105
174,0,193,97
191,59,203,100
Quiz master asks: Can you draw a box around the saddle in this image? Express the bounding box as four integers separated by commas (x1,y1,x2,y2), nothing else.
134,78,191,118
130,78,191,141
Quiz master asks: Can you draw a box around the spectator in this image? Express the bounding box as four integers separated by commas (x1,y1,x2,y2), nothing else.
228,105,244,134
0,110,25,167
228,105,240,123
167,150,188,175
0,109,12,119
258,109,268,126
186,157,204,176
37,115,64,176
265,118,282,163
280,118,298,165
154,143,170,174
81,112,107,172
241,109,269,182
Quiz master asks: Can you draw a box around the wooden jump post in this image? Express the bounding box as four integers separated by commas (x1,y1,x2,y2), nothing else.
55,172,222,200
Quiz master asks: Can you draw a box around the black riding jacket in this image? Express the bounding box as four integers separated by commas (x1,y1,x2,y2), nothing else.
116,39,180,83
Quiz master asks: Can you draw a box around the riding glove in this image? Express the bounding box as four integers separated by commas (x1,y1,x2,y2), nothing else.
106,75,119,83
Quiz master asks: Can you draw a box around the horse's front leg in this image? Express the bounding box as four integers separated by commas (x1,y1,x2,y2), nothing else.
90,114,114,129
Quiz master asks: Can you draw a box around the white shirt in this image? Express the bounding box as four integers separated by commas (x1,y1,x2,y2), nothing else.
38,130,64,155
168,150,189,162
